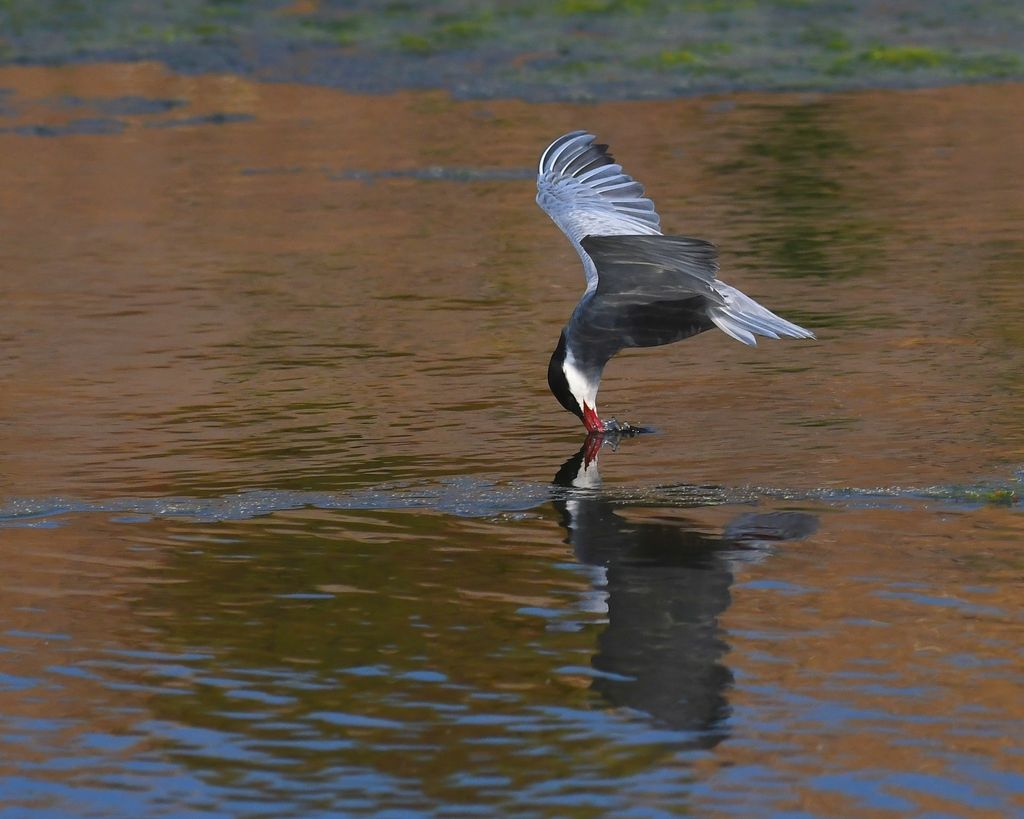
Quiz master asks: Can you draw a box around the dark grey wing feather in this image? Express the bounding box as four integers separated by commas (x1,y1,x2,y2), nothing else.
577,232,814,349
581,234,721,299
565,234,725,373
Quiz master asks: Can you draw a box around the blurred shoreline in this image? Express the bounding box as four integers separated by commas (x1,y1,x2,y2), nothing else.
1,0,1021,101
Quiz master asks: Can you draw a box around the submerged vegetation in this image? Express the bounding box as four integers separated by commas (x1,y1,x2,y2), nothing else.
0,0,1021,97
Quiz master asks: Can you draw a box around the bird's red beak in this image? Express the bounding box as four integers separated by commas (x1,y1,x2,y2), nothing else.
582,403,603,434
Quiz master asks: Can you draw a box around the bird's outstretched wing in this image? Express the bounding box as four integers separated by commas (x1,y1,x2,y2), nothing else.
578,234,815,349
537,131,662,290
582,234,720,299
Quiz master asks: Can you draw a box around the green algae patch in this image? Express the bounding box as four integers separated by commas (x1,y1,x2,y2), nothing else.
396,33,435,55
799,26,850,53
957,53,1023,78
979,489,1019,506
942,486,1020,507
556,0,656,14
865,45,949,69
830,44,1024,83
298,16,364,47
395,11,494,55
830,45,951,75
653,42,733,70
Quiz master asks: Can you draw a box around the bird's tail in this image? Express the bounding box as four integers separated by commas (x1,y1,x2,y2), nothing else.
708,284,815,346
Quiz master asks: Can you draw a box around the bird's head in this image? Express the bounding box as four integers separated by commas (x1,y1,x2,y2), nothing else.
548,331,603,433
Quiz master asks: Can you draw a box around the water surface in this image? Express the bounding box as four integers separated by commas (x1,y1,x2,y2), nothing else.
0,64,1022,815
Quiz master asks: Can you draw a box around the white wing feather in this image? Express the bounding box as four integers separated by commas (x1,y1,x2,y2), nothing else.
536,131,662,291
707,284,816,345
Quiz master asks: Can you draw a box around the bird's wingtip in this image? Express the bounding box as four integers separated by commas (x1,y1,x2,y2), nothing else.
538,130,601,173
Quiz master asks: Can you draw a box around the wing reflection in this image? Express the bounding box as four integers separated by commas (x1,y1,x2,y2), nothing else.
553,437,817,746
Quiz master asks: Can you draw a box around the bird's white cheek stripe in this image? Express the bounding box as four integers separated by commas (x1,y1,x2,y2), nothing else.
562,355,598,413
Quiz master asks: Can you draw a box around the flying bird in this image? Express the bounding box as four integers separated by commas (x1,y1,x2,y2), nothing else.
537,130,814,434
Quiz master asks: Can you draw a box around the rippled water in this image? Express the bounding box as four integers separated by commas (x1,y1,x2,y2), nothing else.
0,64,1022,816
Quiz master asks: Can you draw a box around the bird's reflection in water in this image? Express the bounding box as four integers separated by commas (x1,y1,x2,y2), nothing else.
553,435,818,747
